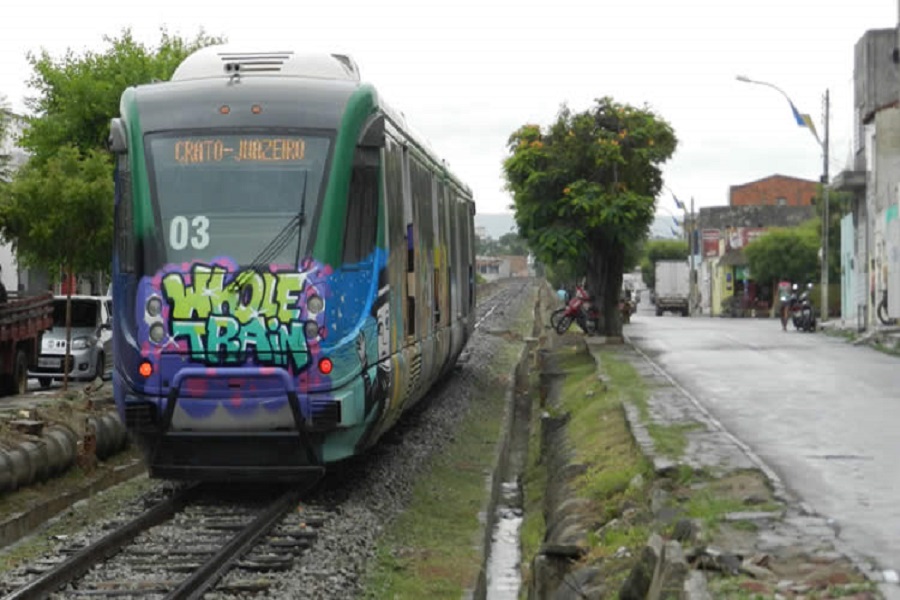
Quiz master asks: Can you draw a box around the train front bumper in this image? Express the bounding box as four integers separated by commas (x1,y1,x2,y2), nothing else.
116,368,370,481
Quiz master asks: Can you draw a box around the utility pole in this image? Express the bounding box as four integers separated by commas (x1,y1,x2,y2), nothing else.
689,196,696,316
736,75,831,319
821,90,830,320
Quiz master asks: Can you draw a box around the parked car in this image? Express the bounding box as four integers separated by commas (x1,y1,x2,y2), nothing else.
28,295,113,388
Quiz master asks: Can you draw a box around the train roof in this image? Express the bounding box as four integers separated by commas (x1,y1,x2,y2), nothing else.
125,46,472,199
171,46,362,83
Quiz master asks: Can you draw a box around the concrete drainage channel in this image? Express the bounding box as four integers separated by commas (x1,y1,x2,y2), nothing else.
0,405,136,548
475,294,542,598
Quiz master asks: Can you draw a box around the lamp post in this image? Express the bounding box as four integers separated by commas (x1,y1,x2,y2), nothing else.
666,189,697,315
736,75,830,320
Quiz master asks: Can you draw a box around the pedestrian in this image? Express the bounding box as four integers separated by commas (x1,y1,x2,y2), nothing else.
556,286,569,305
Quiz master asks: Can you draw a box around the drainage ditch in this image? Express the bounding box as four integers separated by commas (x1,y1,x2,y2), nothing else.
477,288,544,598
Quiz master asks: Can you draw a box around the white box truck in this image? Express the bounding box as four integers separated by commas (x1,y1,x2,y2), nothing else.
654,260,690,316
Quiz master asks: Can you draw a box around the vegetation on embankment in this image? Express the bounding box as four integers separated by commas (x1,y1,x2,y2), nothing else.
520,342,656,591
521,336,877,599
362,289,536,598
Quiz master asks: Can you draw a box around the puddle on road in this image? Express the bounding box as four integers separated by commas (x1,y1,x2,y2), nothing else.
485,480,523,598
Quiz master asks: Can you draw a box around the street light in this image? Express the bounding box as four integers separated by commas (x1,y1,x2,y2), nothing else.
736,75,830,321
664,187,697,315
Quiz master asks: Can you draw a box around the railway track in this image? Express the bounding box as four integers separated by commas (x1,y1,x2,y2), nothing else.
0,279,538,599
474,279,531,331
2,484,327,599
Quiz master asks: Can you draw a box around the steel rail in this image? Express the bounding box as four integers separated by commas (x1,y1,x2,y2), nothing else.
4,484,200,600
165,488,301,600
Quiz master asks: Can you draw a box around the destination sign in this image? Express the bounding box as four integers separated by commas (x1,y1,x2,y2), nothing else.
173,138,306,165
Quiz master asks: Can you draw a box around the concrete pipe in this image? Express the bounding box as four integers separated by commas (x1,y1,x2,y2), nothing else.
43,425,78,478
0,442,37,492
0,411,128,494
88,413,128,459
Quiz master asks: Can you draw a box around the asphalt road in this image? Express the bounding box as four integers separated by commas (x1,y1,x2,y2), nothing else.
625,302,900,583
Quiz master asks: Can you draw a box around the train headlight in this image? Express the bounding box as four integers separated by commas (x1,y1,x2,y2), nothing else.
307,294,324,314
304,321,320,339
146,296,162,317
149,323,166,344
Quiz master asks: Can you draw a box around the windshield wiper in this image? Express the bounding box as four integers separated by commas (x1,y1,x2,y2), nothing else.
229,172,308,292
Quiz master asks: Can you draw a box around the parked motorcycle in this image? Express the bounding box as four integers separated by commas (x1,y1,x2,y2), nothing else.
782,283,816,332
553,284,601,335
797,283,816,332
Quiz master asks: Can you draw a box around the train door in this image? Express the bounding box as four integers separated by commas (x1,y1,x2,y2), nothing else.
401,146,415,343
449,192,464,359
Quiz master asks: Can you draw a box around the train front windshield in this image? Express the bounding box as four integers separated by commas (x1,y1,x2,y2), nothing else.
145,132,332,270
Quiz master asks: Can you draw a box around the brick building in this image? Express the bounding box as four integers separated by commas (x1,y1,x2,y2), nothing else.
729,174,818,207
696,204,816,317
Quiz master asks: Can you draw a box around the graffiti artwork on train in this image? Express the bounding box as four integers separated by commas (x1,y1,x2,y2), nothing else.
151,261,324,370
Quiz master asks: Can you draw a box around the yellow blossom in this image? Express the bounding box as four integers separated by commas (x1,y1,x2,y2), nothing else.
563,187,571,194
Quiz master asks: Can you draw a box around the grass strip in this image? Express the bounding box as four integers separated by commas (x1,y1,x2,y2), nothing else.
520,343,654,590
363,299,535,598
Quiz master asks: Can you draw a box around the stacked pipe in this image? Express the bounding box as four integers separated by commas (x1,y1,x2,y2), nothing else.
0,413,128,493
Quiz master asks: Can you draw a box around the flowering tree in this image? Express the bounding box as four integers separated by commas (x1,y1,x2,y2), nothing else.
502,97,677,335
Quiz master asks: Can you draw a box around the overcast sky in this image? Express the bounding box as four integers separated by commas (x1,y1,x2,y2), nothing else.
1,0,896,218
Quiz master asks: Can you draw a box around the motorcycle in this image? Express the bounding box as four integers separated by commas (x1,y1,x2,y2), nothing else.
797,283,816,332
782,283,815,332
552,284,601,335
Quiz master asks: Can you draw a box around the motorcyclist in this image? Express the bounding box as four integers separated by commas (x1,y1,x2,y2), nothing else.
620,288,634,324
780,284,799,331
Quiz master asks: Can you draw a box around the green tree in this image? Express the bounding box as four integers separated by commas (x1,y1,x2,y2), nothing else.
476,236,499,256
813,187,850,284
496,231,529,256
2,28,223,270
0,29,222,389
2,146,112,275
0,147,113,387
744,221,819,294
503,97,677,334
640,238,689,289
0,96,11,184
21,28,223,162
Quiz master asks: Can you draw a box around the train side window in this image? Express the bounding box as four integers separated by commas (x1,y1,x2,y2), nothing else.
115,153,134,273
401,146,415,337
343,147,379,264
402,147,413,273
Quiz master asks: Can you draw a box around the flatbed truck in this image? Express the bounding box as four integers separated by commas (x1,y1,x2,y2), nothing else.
0,293,54,395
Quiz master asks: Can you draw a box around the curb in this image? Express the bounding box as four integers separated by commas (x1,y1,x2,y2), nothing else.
0,458,146,548
623,334,897,597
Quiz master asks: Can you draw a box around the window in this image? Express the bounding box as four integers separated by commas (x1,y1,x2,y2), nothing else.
115,154,135,273
343,147,380,263
776,197,787,206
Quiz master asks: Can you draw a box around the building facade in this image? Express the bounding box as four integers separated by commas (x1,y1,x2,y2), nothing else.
696,204,815,317
0,110,27,294
729,174,818,207
834,28,900,330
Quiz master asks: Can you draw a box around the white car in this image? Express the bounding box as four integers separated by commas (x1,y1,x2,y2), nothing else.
29,295,113,388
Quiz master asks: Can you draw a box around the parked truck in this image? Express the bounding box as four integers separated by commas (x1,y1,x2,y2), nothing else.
0,293,54,395
654,260,690,317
